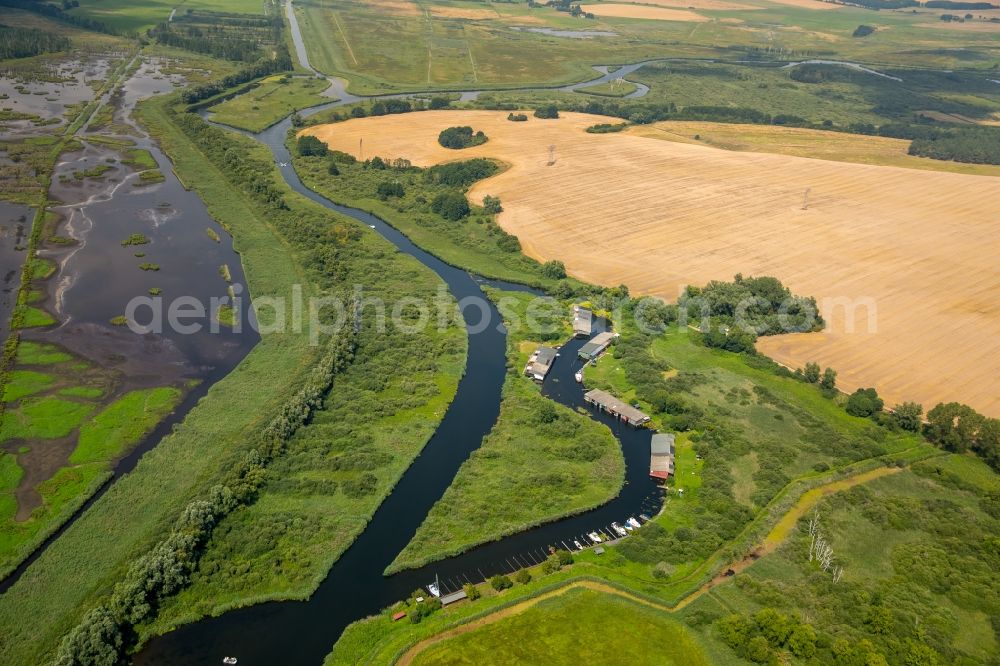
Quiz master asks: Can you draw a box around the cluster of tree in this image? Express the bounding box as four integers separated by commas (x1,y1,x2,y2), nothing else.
506,112,528,122
437,125,488,149
533,105,559,119
924,402,1000,470
180,49,293,105
55,330,358,665
0,0,112,35
845,387,884,417
425,158,498,187
908,126,1000,165
852,24,876,36
680,274,824,340
794,361,838,394
0,23,71,59
545,0,594,16
717,609,819,662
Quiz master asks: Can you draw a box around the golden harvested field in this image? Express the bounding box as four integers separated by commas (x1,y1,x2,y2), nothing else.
302,111,1000,416
630,121,1000,175
579,4,708,20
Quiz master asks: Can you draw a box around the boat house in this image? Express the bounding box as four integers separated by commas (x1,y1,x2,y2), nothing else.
573,306,593,338
524,346,557,381
584,388,651,426
578,331,614,360
650,433,676,481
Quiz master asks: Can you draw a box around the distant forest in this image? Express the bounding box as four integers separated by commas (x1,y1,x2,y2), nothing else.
0,23,70,59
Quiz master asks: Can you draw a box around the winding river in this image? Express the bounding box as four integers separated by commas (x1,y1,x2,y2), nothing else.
136,32,666,663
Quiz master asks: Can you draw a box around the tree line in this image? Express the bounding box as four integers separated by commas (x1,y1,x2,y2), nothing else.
0,23,70,59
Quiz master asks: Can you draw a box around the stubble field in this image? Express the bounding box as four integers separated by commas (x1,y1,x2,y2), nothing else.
301,111,1000,417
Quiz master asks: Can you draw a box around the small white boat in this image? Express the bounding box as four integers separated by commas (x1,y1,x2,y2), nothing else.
588,531,602,543
639,514,651,522
612,522,628,537
627,517,641,529
427,582,441,598
369,224,376,229
223,658,238,665
573,539,584,550
574,371,583,383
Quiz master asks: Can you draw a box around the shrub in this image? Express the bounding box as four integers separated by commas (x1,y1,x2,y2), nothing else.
496,233,521,253
853,24,876,37
329,150,357,164
541,260,566,279
490,574,512,591
892,401,923,432
514,569,532,585
507,112,528,121
327,161,339,176
431,191,471,220
376,181,404,199
463,583,481,600
429,96,450,109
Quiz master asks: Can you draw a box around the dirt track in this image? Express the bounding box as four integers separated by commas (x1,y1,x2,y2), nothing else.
302,111,1000,417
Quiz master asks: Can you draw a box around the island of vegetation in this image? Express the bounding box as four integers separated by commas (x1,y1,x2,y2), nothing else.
437,125,488,149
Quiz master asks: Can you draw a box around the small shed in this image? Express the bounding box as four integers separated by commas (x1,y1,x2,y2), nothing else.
650,433,676,481
524,346,557,381
584,388,651,426
440,589,468,606
573,306,593,338
392,611,407,621
578,331,615,360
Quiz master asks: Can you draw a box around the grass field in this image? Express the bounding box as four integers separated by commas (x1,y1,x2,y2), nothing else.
387,290,623,574
302,109,1000,417
291,0,999,94
408,586,710,666
208,74,333,132
67,0,267,33
685,456,1000,663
